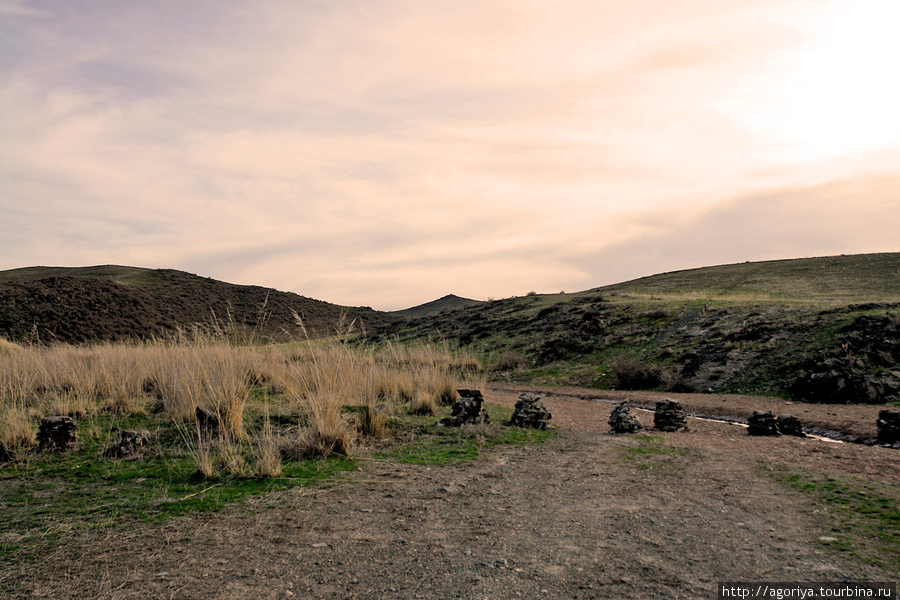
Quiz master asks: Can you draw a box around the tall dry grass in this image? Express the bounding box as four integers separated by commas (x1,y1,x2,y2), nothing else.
0,332,482,467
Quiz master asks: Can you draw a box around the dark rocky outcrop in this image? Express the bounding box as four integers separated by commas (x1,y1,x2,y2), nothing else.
790,357,900,404
507,393,551,430
438,389,490,427
654,399,687,432
608,401,643,434
37,416,77,452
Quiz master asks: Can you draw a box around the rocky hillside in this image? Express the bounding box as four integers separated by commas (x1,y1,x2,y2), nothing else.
380,253,900,403
0,266,403,343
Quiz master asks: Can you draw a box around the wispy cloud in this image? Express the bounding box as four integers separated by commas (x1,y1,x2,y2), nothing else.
1,0,898,309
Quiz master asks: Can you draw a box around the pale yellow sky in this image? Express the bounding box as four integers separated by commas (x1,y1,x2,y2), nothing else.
1,0,898,309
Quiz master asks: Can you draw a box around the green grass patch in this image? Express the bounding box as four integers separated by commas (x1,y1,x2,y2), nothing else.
375,403,555,466
770,469,900,569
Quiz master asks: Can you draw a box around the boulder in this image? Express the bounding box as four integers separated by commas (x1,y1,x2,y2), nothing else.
654,399,687,432
748,411,780,436
507,393,551,430
876,409,900,445
438,389,490,427
37,416,78,452
105,429,152,458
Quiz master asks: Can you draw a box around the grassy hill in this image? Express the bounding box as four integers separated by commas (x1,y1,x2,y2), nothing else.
393,294,484,318
0,266,404,344
382,253,900,403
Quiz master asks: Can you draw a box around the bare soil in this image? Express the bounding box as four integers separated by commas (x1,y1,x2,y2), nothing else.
8,388,899,599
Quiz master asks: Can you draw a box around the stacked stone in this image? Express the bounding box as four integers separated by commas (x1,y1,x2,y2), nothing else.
876,409,900,445
196,406,220,439
748,411,780,436
747,411,807,437
37,416,78,452
653,399,687,432
439,389,490,427
105,429,152,458
776,415,806,437
608,401,643,433
508,393,552,430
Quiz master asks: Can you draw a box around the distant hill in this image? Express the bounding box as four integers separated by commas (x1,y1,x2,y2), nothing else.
0,266,402,343
380,253,900,403
393,294,483,318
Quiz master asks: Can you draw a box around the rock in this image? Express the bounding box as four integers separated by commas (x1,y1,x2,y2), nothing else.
608,401,643,434
37,416,78,452
776,415,806,437
748,411,780,436
653,399,687,432
105,429,152,458
195,406,219,438
0,441,14,462
438,389,490,427
507,393,551,430
876,409,900,444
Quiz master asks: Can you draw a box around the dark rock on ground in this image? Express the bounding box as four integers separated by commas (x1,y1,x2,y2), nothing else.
105,429,152,458
654,399,687,432
438,389,490,427
196,406,220,438
876,409,900,445
37,416,78,452
748,411,781,436
776,415,806,437
507,393,551,430
608,401,643,434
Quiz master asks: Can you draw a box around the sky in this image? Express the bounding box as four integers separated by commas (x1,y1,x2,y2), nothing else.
1,0,899,310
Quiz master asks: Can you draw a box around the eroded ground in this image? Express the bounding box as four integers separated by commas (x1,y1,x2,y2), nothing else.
6,388,899,599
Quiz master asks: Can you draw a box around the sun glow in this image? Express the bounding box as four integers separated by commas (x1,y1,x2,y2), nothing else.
725,0,900,161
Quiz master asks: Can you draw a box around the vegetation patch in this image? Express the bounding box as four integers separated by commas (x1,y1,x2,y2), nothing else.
620,434,689,469
770,469,900,568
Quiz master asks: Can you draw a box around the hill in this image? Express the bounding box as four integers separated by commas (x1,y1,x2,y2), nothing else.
393,294,483,318
381,253,900,403
0,265,403,343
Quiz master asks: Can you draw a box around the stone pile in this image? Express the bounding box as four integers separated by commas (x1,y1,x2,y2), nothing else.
507,393,551,430
105,429,152,458
608,401,643,434
196,406,220,438
37,416,78,452
876,409,900,445
747,411,806,437
439,389,490,427
776,415,806,437
654,399,687,432
748,411,780,436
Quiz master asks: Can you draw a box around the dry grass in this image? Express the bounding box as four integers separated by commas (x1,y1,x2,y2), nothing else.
0,331,482,470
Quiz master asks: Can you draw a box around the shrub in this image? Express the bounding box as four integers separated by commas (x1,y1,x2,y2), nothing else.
609,357,664,390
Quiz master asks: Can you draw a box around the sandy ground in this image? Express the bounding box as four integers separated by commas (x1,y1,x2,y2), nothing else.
8,388,899,599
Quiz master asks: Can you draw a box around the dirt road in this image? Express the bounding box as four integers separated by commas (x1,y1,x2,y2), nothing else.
13,389,899,599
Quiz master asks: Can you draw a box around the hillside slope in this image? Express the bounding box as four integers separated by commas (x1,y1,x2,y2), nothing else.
383,253,900,403
0,266,403,343
393,294,483,318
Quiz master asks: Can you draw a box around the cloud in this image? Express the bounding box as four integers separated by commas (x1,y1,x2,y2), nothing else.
568,171,900,288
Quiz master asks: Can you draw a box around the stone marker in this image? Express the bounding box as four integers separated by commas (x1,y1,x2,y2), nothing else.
438,389,490,427
37,416,78,452
195,406,219,438
748,410,780,436
654,399,687,432
508,393,552,430
608,401,643,434
105,429,152,458
876,409,900,445
776,415,806,437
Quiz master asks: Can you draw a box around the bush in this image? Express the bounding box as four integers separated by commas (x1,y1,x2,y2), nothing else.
609,357,664,390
